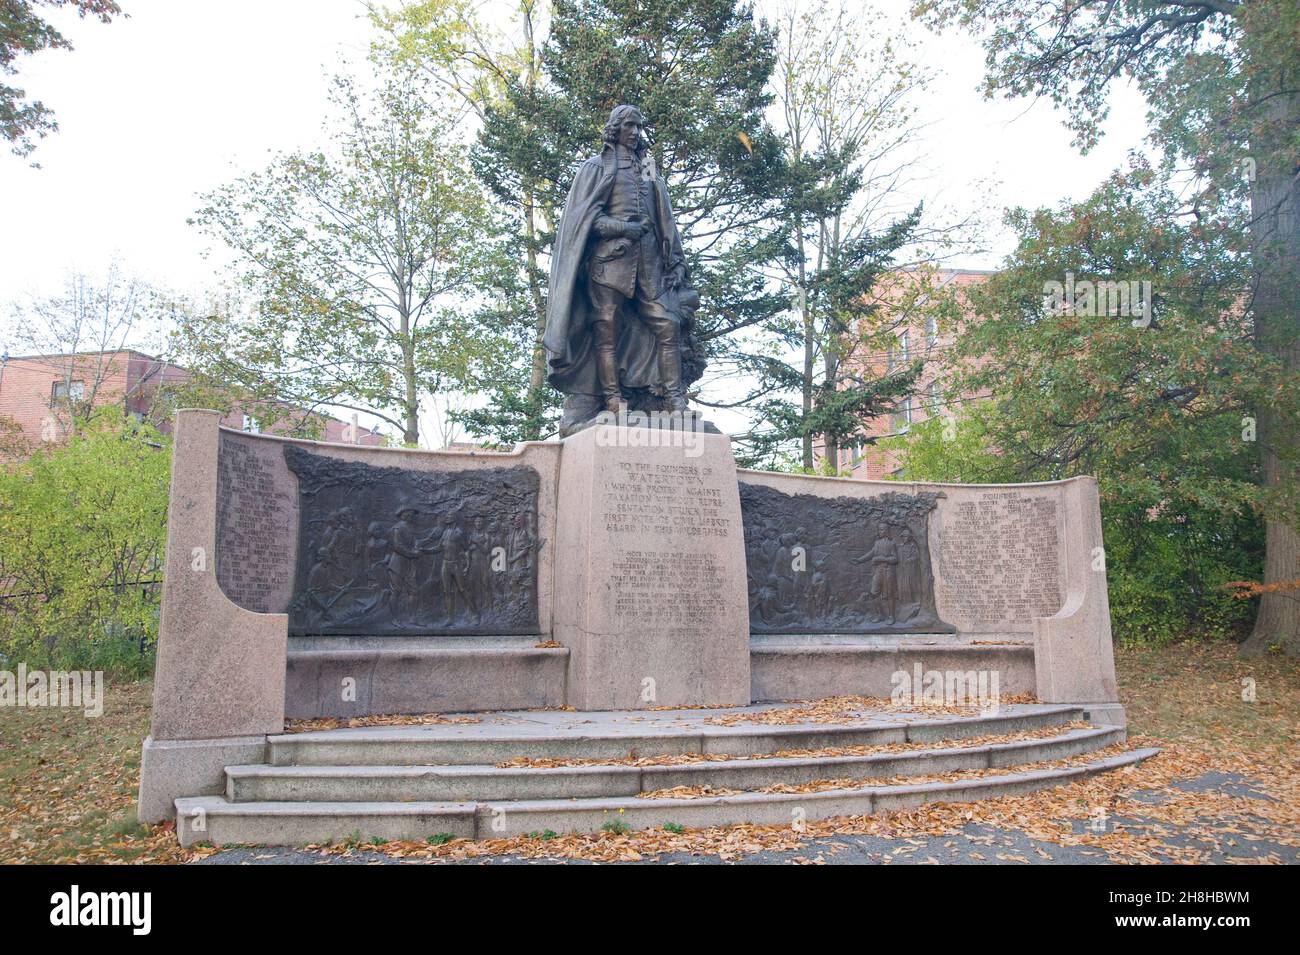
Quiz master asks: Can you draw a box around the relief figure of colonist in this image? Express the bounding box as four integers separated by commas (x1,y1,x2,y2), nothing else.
771,531,801,610
319,507,360,590
364,521,392,609
895,527,922,620
466,514,493,619
506,512,536,584
543,105,703,434
384,506,423,617
433,512,471,622
853,527,899,624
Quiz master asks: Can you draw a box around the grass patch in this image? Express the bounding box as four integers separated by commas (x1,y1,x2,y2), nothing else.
0,679,184,863
1116,641,1300,755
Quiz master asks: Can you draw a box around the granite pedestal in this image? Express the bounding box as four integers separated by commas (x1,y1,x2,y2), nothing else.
552,422,751,709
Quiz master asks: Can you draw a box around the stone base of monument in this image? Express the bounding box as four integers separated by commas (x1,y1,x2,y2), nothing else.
140,410,1136,835
171,702,1156,846
284,635,569,718
750,635,1038,702
551,423,750,710
138,735,270,824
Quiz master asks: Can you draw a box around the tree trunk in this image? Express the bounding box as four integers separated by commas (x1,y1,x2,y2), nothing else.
1240,75,1300,657
525,190,548,441
797,221,814,470
401,313,420,447
521,7,548,442
822,348,840,473
802,291,814,470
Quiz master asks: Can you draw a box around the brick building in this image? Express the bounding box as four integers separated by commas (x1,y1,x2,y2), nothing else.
822,268,992,480
0,349,386,451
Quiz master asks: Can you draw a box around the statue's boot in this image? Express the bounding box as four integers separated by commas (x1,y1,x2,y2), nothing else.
657,340,690,413
597,345,622,413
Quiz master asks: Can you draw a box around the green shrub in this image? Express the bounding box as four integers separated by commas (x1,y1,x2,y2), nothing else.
1103,499,1262,645
883,407,1263,646
0,411,169,678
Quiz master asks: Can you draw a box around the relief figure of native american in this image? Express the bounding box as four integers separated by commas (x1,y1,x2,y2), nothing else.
739,484,954,634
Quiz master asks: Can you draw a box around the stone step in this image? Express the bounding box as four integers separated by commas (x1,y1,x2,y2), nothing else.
175,747,1159,847
229,726,1123,803
267,704,1087,767
285,642,569,719
750,638,1037,701
475,748,1161,838
174,796,477,848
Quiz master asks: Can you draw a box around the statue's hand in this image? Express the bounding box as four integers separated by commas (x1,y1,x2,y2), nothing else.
620,219,645,239
593,216,623,238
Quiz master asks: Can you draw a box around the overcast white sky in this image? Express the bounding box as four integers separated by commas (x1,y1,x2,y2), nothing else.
0,1,374,307
0,0,1150,441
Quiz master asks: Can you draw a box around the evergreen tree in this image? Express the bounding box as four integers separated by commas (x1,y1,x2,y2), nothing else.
740,0,933,470
464,0,791,440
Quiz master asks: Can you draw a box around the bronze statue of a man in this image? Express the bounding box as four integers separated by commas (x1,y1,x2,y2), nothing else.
543,105,703,434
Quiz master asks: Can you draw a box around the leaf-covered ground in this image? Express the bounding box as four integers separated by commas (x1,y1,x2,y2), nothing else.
1,643,1296,864
0,681,186,864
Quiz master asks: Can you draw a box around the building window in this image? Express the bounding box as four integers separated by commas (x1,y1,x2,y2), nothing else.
925,314,938,348
888,330,910,371
926,380,942,415
891,397,913,434
51,379,85,402
242,414,261,434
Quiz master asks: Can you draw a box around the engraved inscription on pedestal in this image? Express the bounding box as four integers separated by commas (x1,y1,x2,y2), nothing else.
216,432,295,613
739,483,954,634
601,460,733,633
554,428,751,710
936,491,1063,628
284,446,541,636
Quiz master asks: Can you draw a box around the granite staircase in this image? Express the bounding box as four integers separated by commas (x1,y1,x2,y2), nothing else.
174,703,1157,847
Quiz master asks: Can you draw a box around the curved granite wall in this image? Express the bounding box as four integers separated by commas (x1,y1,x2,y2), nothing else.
737,470,1076,638
213,428,561,637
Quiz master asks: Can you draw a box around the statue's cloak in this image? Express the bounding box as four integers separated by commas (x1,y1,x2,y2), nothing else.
543,144,690,396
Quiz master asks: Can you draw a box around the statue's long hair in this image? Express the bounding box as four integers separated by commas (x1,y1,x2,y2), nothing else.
602,105,650,155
